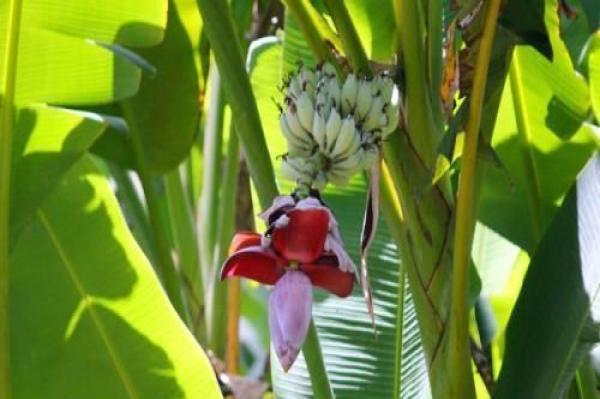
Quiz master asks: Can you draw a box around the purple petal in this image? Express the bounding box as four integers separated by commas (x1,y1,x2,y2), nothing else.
268,270,313,372
324,232,356,275
259,195,295,224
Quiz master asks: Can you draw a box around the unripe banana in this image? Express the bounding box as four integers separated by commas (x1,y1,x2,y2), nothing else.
315,90,328,115
284,106,312,145
296,93,314,131
333,128,361,160
299,67,317,97
325,109,342,153
333,150,362,172
362,97,384,132
382,103,399,137
311,111,327,150
381,78,394,104
282,156,313,183
331,117,357,158
355,80,373,120
300,68,315,88
370,76,383,96
280,114,311,156
341,74,358,115
320,63,338,79
327,78,341,111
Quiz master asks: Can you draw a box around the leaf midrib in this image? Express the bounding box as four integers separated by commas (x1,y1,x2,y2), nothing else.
37,209,140,399
509,55,545,243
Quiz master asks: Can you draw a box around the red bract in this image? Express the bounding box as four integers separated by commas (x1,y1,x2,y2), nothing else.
220,196,356,371
221,207,354,297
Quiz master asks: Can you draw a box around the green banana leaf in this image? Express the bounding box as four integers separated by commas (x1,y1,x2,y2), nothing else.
479,45,596,252
494,153,600,399
343,0,397,62
248,33,430,398
2,1,221,397
10,157,221,398
586,31,600,121
122,0,204,172
10,106,107,242
0,0,166,105
1,0,167,235
499,0,551,58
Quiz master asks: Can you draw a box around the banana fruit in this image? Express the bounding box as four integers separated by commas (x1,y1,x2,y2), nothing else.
279,63,400,189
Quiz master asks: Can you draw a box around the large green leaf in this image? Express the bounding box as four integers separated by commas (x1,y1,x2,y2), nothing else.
10,157,222,398
343,0,397,62
499,0,551,58
587,31,600,121
249,36,430,399
122,0,203,172
10,105,108,242
0,0,166,105
494,153,600,399
479,45,596,252
2,0,169,240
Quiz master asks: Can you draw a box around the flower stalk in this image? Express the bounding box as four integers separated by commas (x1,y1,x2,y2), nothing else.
449,0,503,397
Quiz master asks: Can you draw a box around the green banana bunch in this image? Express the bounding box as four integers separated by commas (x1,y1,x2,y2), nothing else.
279,63,400,189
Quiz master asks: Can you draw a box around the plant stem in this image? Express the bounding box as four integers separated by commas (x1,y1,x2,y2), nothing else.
394,0,439,167
165,168,205,342
197,0,278,210
109,165,157,263
209,129,240,358
302,321,335,399
225,275,240,373
427,0,444,131
284,0,338,64
198,62,224,287
0,0,23,396
321,0,370,74
122,102,189,324
449,0,502,397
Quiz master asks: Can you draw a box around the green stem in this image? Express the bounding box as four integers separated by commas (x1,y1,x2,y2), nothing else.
449,0,502,397
122,102,189,324
393,256,407,399
321,0,370,74
283,0,336,64
109,165,157,264
0,0,23,396
197,0,278,210
198,62,224,285
165,168,205,343
509,59,544,243
302,321,335,399
427,0,444,130
393,0,438,167
209,129,240,358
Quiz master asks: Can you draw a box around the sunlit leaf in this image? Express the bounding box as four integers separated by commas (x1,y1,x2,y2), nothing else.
479,45,595,252
10,157,222,399
122,0,203,172
494,154,600,399
0,0,167,104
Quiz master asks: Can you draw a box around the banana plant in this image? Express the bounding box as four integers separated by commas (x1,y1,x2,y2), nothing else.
3,0,600,398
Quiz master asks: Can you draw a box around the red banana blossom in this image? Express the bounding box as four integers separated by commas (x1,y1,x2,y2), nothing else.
221,196,355,371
